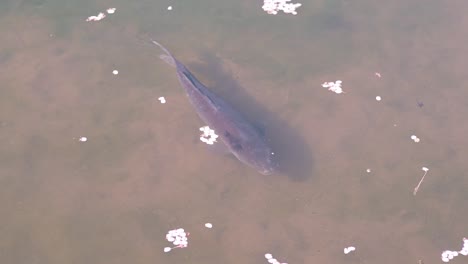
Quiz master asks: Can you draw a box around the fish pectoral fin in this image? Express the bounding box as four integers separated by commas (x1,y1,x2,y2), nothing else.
206,141,232,155
224,131,243,151
160,54,176,67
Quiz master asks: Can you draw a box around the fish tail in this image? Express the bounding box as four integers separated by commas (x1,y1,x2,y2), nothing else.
159,54,176,67
150,39,171,56
150,39,177,67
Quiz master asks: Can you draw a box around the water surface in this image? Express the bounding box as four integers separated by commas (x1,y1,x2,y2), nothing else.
1,1,467,264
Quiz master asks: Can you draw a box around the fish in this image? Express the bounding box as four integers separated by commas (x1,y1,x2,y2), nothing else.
151,40,278,175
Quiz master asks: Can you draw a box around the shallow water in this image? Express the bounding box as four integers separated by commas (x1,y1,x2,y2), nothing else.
1,1,467,264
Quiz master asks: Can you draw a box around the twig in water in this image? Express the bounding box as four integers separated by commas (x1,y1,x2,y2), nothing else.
413,167,429,196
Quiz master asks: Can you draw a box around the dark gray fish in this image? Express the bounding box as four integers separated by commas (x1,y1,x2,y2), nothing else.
151,40,277,175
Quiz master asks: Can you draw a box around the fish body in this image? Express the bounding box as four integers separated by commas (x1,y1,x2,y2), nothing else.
152,40,277,175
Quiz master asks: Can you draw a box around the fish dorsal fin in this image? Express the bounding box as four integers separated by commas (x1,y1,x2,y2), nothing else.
181,71,221,108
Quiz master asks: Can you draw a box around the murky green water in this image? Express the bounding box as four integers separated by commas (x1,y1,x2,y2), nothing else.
1,1,467,264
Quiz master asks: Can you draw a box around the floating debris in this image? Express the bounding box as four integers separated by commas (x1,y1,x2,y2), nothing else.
86,12,106,22
344,246,356,254
158,97,166,104
322,80,343,94
199,126,218,145
167,6,173,11
164,228,189,253
204,223,213,229
375,96,382,101
413,166,429,196
163,247,171,252
86,7,116,22
264,253,288,264
375,72,382,78
411,135,420,143
112,70,119,75
262,0,302,15
366,168,371,173
79,137,87,142
441,237,468,262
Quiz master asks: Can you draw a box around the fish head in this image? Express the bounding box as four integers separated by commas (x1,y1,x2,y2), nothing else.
240,141,279,175
223,129,278,175
257,148,279,175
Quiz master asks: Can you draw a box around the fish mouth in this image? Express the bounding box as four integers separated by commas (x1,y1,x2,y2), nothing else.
259,166,276,175
257,158,279,175
260,170,274,176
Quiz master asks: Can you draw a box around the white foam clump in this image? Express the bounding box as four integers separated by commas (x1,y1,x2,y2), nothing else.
86,12,106,22
264,253,288,264
344,246,356,254
158,96,166,104
199,126,218,145
164,228,189,253
411,135,420,143
322,80,343,94
441,237,468,262
86,7,116,22
262,0,302,15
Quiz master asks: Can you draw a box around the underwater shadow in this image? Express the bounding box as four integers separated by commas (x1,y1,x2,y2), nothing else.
190,51,314,181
